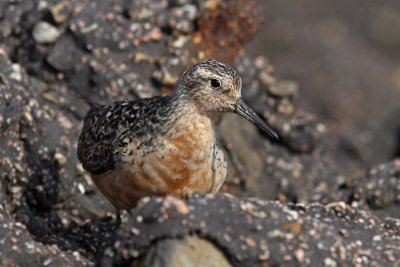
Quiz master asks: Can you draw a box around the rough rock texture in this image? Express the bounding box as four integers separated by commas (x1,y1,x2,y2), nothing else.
100,194,400,267
0,204,91,266
0,0,399,266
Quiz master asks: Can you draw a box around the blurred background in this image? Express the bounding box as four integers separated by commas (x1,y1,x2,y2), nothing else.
248,0,400,165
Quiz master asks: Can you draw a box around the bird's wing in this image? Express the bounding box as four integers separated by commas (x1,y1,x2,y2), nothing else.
77,102,131,175
77,96,172,175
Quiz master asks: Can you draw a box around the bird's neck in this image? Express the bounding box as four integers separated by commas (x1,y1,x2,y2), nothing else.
167,95,214,135
170,91,210,116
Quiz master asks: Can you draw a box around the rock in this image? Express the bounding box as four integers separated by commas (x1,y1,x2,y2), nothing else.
194,0,264,63
46,34,79,71
9,63,22,81
0,21,12,39
32,21,60,44
268,79,298,98
168,4,198,34
219,113,277,198
54,152,67,166
101,194,400,267
0,204,92,266
286,127,318,153
354,108,400,164
338,159,400,214
139,236,232,267
49,1,72,24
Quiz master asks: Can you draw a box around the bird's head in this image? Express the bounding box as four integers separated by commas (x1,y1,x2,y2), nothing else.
174,59,278,140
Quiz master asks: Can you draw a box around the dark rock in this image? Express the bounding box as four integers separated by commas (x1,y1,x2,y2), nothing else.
0,204,92,266
338,160,400,215
0,1,5,19
355,108,400,164
46,34,79,71
219,114,278,198
286,126,318,153
100,195,400,267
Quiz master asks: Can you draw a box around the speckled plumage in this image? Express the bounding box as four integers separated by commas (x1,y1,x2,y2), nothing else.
77,59,278,212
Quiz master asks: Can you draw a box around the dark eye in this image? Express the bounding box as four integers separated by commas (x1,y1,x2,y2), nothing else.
210,79,221,88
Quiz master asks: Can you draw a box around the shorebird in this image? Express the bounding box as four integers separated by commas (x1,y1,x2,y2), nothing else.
77,59,278,222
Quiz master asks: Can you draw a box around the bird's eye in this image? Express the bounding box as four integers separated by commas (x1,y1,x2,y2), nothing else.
210,79,221,88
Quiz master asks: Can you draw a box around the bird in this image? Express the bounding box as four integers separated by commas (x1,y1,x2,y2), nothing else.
77,59,278,222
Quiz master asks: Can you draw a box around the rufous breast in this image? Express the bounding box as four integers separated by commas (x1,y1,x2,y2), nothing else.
92,113,218,210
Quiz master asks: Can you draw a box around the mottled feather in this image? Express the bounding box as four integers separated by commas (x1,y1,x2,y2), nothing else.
77,96,176,175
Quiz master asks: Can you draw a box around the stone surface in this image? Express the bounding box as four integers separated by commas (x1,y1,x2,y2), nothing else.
336,159,400,214
101,195,400,267
0,204,92,267
46,34,79,71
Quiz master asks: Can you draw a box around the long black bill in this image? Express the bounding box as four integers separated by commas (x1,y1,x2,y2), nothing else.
234,98,279,141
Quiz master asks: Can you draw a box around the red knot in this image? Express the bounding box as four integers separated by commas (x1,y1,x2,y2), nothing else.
77,59,278,221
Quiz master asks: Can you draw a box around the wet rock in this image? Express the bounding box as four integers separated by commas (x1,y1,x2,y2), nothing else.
32,21,60,44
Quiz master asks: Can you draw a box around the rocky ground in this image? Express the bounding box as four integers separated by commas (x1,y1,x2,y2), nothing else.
0,0,399,266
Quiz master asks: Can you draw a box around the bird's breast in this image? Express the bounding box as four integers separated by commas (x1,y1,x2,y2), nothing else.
123,113,219,196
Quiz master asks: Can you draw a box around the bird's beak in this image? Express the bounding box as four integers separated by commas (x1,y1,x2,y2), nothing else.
234,98,279,141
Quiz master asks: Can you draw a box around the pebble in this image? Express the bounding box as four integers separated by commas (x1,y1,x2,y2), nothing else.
0,21,12,38
268,79,298,97
54,152,67,165
32,22,60,44
294,248,305,263
259,71,298,97
9,64,22,81
49,1,72,24
10,186,22,194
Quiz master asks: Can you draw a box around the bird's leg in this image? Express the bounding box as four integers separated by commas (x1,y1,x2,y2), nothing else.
115,208,121,226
